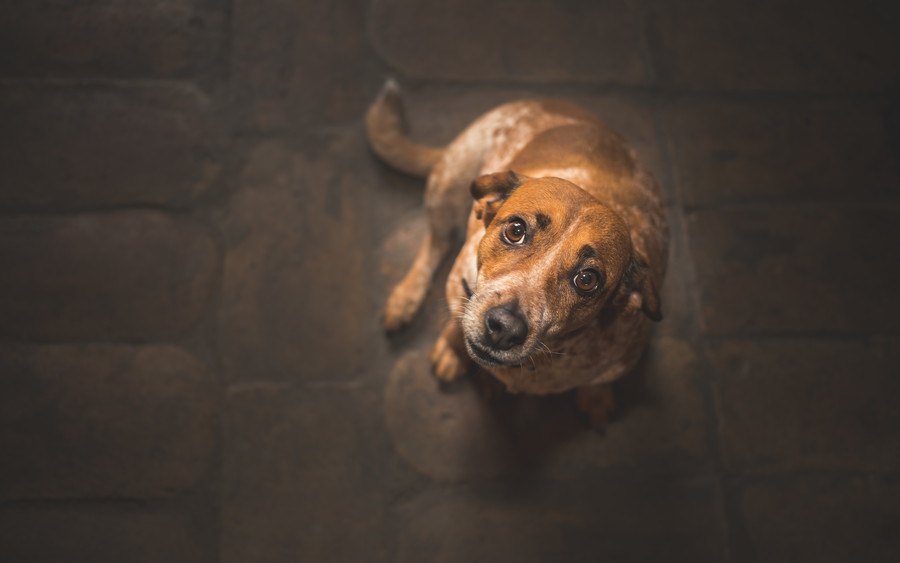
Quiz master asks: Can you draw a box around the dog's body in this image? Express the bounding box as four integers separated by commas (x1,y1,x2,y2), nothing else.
367,81,667,423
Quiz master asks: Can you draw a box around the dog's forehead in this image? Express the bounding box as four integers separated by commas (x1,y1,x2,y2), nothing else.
501,177,595,215
568,217,632,270
483,182,632,277
497,178,628,239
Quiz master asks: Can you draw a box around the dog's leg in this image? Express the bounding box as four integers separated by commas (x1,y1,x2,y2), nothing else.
383,146,482,331
430,318,471,383
575,383,616,429
383,227,449,331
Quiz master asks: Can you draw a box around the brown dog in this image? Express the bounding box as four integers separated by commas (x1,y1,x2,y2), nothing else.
367,80,668,425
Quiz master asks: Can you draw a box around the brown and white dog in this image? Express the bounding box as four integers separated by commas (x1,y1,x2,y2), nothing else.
367,80,668,425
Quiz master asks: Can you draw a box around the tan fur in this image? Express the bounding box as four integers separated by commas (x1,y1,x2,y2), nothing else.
368,81,668,425
365,79,444,178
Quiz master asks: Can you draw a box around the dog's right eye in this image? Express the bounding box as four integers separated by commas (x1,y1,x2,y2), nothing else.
573,268,603,294
502,219,527,245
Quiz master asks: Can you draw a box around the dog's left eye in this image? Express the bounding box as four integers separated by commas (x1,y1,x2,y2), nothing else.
502,219,527,245
573,269,602,293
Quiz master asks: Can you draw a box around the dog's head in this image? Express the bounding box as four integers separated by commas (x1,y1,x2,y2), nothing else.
461,171,661,368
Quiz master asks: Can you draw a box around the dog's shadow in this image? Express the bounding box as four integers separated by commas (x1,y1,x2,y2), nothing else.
451,351,653,483
385,341,651,483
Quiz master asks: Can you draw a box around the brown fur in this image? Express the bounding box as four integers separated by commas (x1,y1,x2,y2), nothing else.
367,81,668,425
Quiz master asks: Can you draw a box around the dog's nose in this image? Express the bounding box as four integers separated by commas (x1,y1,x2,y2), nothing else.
484,305,528,350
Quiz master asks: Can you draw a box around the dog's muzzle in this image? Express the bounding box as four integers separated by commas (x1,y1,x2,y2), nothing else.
483,304,528,350
461,299,532,367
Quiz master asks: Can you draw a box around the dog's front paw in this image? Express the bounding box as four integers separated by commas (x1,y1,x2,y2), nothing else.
430,336,468,383
383,281,425,332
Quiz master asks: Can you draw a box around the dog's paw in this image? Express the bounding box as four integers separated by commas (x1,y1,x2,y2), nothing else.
430,336,467,383
575,384,616,430
383,282,424,332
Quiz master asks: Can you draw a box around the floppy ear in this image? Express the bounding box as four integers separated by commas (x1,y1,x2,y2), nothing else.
619,254,662,322
470,170,528,227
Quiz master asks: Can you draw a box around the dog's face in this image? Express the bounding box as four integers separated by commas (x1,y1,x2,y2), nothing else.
461,172,661,368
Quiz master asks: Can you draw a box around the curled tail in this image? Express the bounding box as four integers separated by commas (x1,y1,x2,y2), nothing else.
365,79,444,179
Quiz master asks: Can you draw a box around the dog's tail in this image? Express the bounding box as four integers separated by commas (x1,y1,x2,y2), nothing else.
365,79,444,179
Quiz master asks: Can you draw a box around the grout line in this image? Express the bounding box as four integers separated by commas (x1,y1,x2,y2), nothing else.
0,337,200,348
194,203,230,563
683,198,900,213
653,94,736,563
0,76,213,92
0,203,200,218
0,493,208,509
702,331,900,341
224,379,368,394
342,75,897,105
633,0,660,88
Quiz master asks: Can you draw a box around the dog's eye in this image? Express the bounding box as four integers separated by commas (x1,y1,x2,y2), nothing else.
502,219,527,245
573,269,602,293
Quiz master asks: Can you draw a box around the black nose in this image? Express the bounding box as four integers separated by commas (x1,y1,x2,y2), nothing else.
484,305,528,350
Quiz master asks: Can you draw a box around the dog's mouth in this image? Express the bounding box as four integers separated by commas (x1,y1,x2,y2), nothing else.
464,337,528,368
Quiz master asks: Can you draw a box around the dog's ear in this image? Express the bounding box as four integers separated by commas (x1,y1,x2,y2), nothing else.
470,170,528,226
618,254,662,322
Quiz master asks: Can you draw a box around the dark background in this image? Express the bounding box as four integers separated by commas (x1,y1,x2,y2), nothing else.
1,0,899,561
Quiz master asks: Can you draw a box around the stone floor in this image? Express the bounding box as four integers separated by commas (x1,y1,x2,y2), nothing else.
1,1,899,561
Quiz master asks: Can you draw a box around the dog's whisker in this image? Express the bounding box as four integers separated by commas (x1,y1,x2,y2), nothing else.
539,340,564,357
537,343,552,364
539,346,554,367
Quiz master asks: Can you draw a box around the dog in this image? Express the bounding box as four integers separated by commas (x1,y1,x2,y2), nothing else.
366,80,668,425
